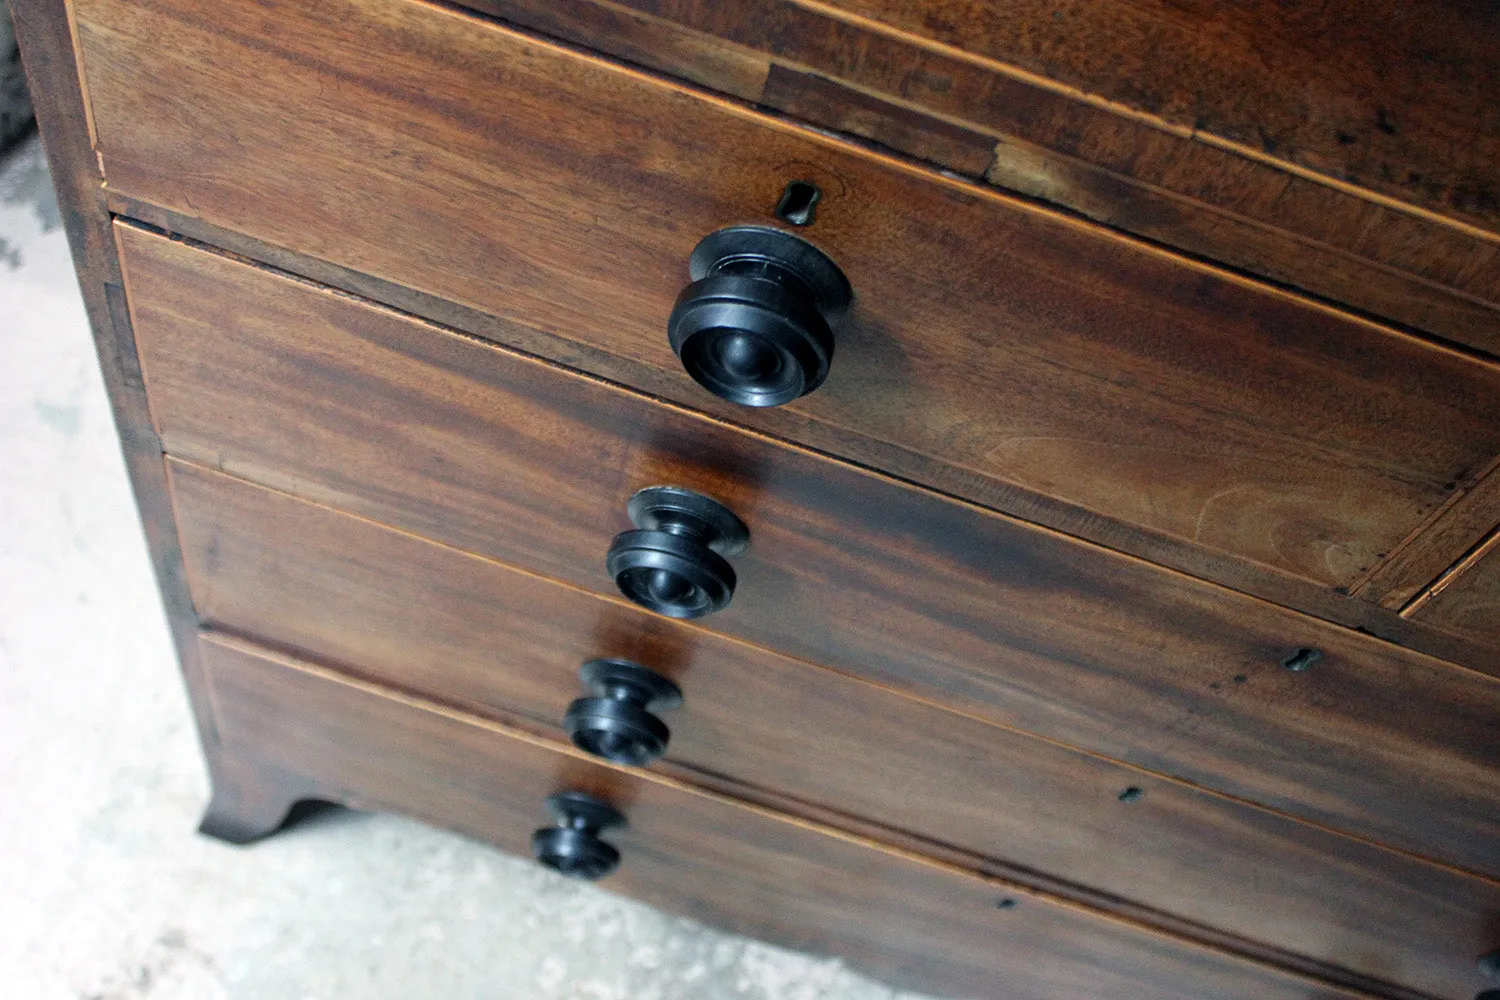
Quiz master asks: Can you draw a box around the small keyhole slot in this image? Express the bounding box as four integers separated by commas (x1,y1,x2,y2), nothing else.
775,181,821,226
1281,647,1323,673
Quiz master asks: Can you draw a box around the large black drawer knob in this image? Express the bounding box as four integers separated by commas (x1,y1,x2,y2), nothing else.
668,226,851,408
530,791,627,881
563,658,683,766
606,486,749,619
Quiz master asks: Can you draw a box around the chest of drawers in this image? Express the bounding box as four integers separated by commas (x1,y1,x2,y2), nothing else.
14,0,1500,997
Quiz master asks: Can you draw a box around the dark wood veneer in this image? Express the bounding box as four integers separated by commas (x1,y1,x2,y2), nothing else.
468,0,1500,357
104,190,1500,672
74,0,1500,596
118,224,1500,879
16,0,1498,993
168,458,1500,1000
199,633,1394,1000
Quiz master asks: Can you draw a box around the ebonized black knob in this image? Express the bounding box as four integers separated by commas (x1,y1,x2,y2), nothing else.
606,486,749,619
668,226,851,408
530,791,627,881
563,658,683,766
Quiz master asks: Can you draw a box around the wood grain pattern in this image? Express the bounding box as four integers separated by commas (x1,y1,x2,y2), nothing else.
1406,530,1500,651
118,226,1500,879
75,0,1500,592
758,63,997,177
475,0,1500,356
199,632,1398,1000
810,0,1500,237
168,458,1500,1000
103,191,1500,674
482,0,771,103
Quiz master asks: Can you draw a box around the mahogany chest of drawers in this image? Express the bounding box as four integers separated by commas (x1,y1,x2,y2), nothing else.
14,0,1500,996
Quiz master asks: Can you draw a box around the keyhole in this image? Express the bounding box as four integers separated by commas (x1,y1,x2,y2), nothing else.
776,181,821,226
1281,647,1322,673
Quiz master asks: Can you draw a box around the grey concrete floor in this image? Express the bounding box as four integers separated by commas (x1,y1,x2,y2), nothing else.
0,133,936,1000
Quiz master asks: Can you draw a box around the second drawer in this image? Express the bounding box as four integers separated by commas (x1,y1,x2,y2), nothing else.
168,458,1495,998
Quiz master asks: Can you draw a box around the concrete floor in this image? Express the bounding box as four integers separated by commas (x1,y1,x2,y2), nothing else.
0,133,934,1000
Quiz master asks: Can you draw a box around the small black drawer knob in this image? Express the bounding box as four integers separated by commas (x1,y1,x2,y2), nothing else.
530,791,627,881
563,658,683,766
606,486,749,619
668,226,851,408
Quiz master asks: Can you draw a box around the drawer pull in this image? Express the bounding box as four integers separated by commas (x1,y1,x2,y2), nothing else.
606,486,749,619
668,226,850,408
530,791,627,881
563,658,683,766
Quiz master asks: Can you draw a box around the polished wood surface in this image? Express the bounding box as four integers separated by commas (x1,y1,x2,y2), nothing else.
25,0,1499,994
104,190,1500,674
815,0,1500,236
168,457,1500,999
475,0,1500,356
200,632,1392,1000
76,0,1500,596
119,225,1500,878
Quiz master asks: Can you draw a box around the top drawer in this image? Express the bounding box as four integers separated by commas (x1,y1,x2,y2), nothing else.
74,0,1500,593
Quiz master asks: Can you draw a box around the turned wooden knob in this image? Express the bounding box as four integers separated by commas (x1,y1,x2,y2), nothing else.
530,791,627,882
563,658,683,766
668,226,851,407
606,486,749,619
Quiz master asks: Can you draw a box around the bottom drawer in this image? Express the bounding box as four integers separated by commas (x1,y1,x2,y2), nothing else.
198,633,1369,1000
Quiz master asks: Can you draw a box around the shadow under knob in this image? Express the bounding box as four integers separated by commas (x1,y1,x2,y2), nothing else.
530,791,627,882
606,486,749,619
668,226,851,408
563,658,683,766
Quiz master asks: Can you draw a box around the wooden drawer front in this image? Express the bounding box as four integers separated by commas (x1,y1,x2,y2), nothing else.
121,225,1500,880
477,0,1500,358
169,458,1500,999
200,632,1392,1000
76,0,1500,593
